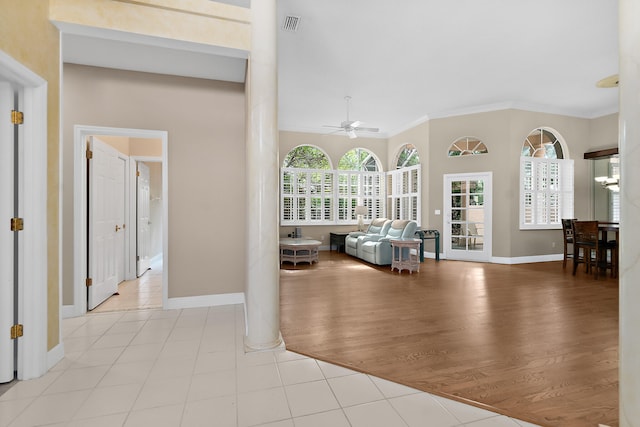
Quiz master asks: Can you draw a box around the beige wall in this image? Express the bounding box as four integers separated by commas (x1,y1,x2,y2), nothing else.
507,110,593,257
282,109,615,259
588,113,619,151
63,64,246,301
428,110,513,256
0,1,61,350
388,121,430,227
131,138,163,157
97,135,130,155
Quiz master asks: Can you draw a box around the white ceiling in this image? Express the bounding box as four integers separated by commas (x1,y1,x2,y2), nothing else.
60,1,619,138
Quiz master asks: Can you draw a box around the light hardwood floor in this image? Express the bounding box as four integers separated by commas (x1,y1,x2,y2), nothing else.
280,252,619,427
91,262,163,313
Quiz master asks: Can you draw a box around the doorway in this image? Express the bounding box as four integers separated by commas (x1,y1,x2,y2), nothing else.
443,172,493,262
73,126,168,315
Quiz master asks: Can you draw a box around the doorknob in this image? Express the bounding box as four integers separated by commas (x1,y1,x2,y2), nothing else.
115,225,121,232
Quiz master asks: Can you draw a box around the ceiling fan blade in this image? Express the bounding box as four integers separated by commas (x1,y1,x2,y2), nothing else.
347,130,358,139
322,125,344,129
354,126,379,133
349,120,361,128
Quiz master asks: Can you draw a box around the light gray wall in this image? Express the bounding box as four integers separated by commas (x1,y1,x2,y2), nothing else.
62,64,246,303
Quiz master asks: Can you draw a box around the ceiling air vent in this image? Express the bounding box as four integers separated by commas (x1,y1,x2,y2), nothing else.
282,15,300,32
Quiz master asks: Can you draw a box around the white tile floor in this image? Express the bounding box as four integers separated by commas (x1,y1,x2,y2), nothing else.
0,305,542,427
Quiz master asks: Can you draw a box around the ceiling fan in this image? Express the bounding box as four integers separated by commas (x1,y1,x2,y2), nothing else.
323,96,379,139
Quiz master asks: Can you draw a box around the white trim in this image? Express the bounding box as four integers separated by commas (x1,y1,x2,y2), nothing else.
61,305,77,319
46,343,64,371
73,126,168,316
0,49,49,380
491,254,563,265
166,293,245,310
424,251,444,260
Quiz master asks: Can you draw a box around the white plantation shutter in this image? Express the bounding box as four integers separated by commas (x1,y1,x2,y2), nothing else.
559,159,574,221
520,157,573,229
282,168,386,225
386,164,421,225
280,165,422,226
281,168,335,225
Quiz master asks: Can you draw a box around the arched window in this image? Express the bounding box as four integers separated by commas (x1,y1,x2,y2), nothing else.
519,128,573,229
282,145,331,169
448,137,488,157
338,148,380,171
396,144,420,168
335,148,383,221
281,145,333,224
389,144,421,223
521,128,563,159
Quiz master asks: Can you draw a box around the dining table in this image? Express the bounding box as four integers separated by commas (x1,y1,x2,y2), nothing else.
598,221,619,278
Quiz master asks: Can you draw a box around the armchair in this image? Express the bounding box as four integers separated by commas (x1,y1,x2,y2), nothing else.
345,218,391,258
360,220,418,265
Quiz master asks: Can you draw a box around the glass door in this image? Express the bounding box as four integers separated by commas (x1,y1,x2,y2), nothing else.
443,172,492,261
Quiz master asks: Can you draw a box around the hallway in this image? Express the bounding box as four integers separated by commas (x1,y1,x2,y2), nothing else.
92,260,163,313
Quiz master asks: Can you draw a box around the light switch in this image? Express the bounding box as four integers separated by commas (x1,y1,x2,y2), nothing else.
435,209,441,215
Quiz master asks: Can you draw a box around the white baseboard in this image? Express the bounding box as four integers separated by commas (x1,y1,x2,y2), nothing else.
166,292,245,310
424,251,444,260
47,342,64,370
491,254,563,264
151,253,163,266
61,305,78,319
424,252,562,264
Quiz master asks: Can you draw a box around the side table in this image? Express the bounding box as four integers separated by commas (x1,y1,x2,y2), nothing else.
390,238,421,274
415,229,440,262
329,232,350,252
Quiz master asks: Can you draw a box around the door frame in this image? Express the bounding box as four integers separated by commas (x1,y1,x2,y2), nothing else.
443,171,493,262
73,125,168,315
131,156,162,278
0,50,49,379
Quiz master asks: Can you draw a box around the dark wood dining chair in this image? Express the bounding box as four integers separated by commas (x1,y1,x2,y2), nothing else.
598,223,618,278
561,218,576,268
572,221,600,279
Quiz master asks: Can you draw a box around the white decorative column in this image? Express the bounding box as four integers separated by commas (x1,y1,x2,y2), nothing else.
244,0,281,351
619,0,640,425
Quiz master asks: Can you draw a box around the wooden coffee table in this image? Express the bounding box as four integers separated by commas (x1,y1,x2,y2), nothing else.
279,238,322,266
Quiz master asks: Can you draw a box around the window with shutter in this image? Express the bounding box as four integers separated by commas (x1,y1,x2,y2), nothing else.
281,146,422,226
386,164,421,225
519,127,574,229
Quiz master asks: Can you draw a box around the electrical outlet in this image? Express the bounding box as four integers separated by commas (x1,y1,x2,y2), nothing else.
552,241,556,248
321,235,325,241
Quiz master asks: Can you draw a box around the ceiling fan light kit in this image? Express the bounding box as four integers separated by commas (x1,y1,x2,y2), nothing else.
323,96,380,139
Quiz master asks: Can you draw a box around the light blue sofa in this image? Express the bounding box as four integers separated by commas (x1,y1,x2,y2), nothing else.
345,218,391,258
359,220,419,265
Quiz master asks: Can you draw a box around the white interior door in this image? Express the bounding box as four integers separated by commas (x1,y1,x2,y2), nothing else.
443,172,492,262
88,136,121,310
137,162,152,276
0,82,15,382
